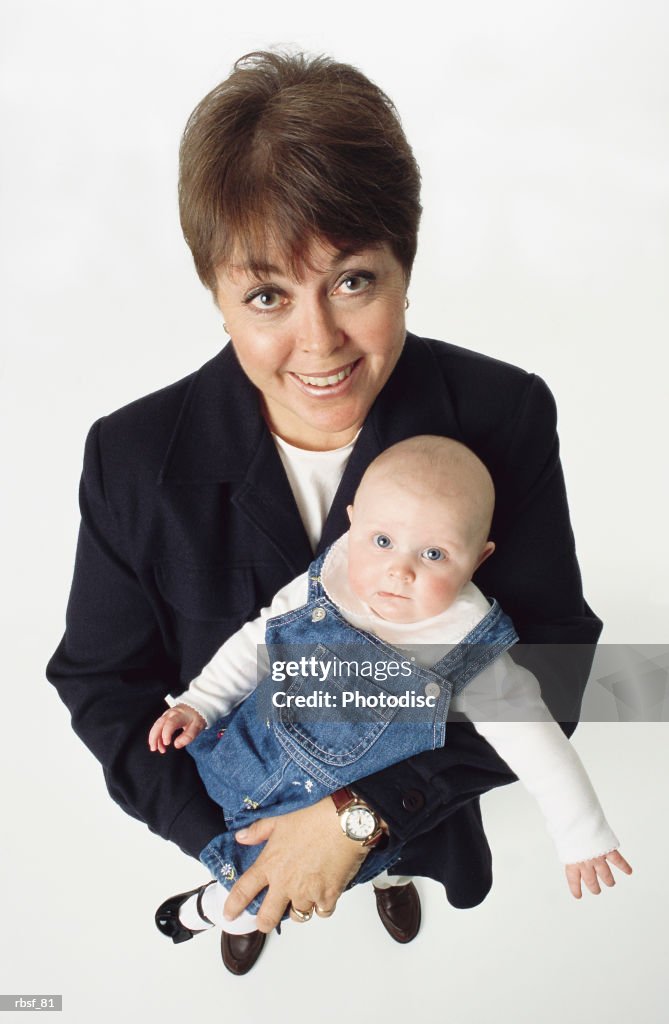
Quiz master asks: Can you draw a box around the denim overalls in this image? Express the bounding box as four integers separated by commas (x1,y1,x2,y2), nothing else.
193,548,518,914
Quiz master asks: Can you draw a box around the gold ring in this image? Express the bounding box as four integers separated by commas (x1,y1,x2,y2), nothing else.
290,904,314,923
315,905,335,918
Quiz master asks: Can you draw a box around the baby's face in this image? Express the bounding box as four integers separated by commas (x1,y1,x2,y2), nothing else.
347,477,493,623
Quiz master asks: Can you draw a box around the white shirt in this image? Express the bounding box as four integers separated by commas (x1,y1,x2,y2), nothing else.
272,432,357,551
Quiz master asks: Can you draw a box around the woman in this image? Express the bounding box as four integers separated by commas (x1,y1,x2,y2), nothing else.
47,51,601,974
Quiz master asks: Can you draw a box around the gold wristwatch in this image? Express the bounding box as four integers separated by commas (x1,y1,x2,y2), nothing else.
331,787,387,847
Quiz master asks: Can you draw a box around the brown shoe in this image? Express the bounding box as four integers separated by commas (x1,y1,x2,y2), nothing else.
373,882,421,944
220,929,267,975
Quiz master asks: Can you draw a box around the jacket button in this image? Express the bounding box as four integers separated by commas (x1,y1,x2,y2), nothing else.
311,607,327,622
401,789,425,812
424,682,440,699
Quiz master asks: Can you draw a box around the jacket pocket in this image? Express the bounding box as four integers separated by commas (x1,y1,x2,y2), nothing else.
154,560,254,622
154,560,256,685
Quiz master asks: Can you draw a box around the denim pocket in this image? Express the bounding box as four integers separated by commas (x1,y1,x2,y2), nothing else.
189,695,291,817
270,641,407,769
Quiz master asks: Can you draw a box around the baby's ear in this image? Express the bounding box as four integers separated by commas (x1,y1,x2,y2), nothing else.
346,504,354,524
475,541,495,570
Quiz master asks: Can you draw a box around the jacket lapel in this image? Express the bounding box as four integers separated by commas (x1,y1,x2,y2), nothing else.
159,343,312,575
232,430,314,574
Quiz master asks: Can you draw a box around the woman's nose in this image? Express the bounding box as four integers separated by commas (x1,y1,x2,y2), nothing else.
296,299,344,356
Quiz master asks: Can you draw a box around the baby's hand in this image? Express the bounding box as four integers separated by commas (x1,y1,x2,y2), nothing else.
565,849,633,899
148,704,207,753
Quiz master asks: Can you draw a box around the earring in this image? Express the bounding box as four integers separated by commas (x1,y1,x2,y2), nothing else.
405,297,410,310
223,322,229,334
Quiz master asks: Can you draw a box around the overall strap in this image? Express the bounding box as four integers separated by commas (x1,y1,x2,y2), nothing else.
430,600,519,696
306,548,329,603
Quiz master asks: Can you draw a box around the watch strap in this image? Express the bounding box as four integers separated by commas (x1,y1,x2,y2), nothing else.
330,787,356,813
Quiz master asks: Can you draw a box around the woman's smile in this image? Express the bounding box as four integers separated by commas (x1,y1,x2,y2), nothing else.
288,358,361,396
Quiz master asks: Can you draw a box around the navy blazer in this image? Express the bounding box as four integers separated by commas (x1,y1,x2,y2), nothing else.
47,333,601,908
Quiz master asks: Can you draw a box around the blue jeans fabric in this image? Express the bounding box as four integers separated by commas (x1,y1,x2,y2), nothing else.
193,548,518,914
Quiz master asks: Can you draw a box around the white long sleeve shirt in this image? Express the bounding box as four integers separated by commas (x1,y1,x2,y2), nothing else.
167,534,619,865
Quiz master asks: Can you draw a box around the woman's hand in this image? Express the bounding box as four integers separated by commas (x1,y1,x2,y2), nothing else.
223,797,370,932
148,704,207,753
564,849,633,898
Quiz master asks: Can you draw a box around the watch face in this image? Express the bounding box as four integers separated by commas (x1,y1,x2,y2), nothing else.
345,806,376,840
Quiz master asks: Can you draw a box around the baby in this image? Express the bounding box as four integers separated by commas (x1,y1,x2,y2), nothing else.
150,436,631,936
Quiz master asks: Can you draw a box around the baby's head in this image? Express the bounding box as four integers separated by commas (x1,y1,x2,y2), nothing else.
346,436,495,622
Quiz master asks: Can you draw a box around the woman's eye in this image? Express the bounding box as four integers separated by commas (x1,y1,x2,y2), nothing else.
337,273,373,295
373,534,393,549
422,547,445,562
246,289,283,311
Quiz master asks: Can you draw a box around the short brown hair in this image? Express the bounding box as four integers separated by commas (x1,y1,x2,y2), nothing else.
178,50,422,291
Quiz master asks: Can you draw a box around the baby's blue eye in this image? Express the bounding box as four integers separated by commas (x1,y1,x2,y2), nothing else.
373,534,393,549
422,547,445,561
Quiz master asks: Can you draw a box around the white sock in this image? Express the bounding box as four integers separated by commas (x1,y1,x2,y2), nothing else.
220,909,264,935
178,884,216,930
179,882,260,935
372,871,413,890
201,882,259,934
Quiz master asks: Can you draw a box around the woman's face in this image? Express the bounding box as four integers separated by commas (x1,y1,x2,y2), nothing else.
214,239,408,451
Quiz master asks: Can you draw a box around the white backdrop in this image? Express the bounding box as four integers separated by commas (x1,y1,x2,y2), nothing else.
2,1,667,1021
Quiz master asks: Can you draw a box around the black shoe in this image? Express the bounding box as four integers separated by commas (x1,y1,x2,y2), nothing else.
373,882,421,944
155,881,216,944
221,929,267,975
